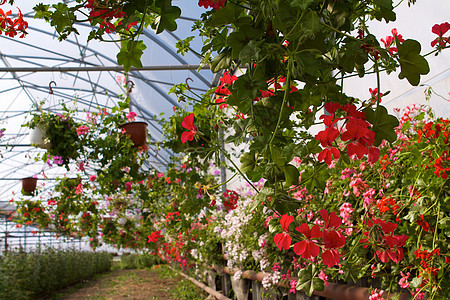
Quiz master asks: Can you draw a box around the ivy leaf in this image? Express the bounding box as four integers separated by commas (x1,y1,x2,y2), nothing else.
232,71,267,103
297,264,324,297
49,3,74,34
363,105,399,146
33,4,51,20
397,39,430,86
117,40,147,71
153,5,181,33
152,0,181,34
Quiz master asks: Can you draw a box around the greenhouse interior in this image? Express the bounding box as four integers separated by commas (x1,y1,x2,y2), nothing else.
0,0,448,299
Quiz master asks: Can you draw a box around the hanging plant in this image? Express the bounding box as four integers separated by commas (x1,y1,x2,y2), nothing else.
25,100,85,169
21,176,38,196
119,121,148,147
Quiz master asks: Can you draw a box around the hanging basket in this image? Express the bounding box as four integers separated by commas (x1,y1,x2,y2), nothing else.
30,127,52,149
119,121,148,147
21,177,38,196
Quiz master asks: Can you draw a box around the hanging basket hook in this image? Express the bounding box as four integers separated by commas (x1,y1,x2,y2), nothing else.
49,81,57,94
126,80,135,94
185,77,193,91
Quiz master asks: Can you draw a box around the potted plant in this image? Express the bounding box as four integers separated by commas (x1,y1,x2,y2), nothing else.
21,176,38,196
25,100,84,169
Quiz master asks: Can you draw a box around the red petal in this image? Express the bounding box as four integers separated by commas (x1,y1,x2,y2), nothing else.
295,223,310,237
293,240,307,256
181,113,195,131
322,249,340,267
310,225,323,239
274,233,291,251
181,131,195,144
280,214,294,231
307,242,320,258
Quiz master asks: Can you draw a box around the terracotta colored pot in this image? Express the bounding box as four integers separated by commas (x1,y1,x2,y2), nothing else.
22,177,38,193
119,121,148,146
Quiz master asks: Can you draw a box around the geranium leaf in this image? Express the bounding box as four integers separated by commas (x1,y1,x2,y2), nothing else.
205,2,242,27
210,50,232,73
117,40,147,71
284,164,299,187
363,105,399,146
271,146,286,167
397,39,429,86
153,5,181,34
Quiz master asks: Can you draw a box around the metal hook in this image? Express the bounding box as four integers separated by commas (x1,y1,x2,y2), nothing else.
185,77,193,91
49,81,57,95
126,80,135,94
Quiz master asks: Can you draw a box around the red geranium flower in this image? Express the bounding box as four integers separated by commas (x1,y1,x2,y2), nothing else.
274,214,294,250
181,113,197,144
198,0,226,11
293,223,322,259
148,230,163,243
431,22,450,47
320,209,342,229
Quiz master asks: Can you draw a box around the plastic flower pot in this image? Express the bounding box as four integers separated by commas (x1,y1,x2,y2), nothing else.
21,177,38,196
29,127,51,149
119,121,148,146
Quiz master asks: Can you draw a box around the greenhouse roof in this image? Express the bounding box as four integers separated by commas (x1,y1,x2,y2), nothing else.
0,1,215,207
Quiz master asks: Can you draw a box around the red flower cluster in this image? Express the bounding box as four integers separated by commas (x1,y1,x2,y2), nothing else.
0,7,28,38
376,196,400,215
148,230,163,243
84,0,135,33
361,218,408,263
198,0,226,10
274,210,346,267
214,71,237,109
166,211,180,223
315,102,380,165
418,118,450,178
414,246,441,276
223,189,239,210
380,28,404,54
431,22,450,48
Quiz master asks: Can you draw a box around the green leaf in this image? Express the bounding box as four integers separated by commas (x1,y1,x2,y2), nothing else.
363,105,399,146
49,3,73,34
410,276,423,289
239,40,262,62
240,152,256,174
210,50,232,73
153,2,181,34
205,2,242,27
296,264,324,297
116,40,147,71
33,4,51,20
232,71,267,104
284,164,300,187
291,0,315,10
271,146,286,167
397,39,430,86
